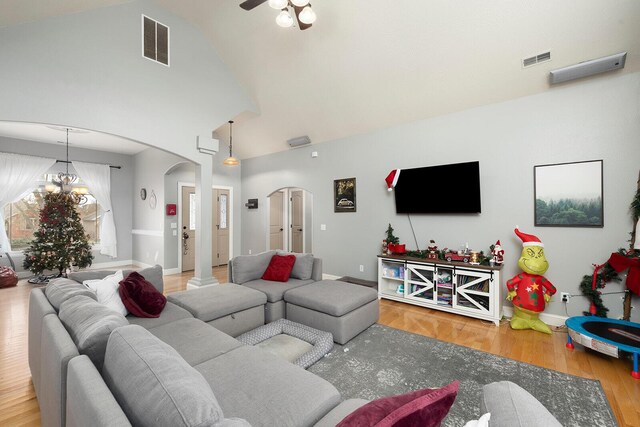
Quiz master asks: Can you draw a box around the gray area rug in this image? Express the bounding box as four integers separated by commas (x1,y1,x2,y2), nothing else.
309,324,617,427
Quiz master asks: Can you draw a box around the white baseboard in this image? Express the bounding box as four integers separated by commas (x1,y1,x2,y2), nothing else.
322,273,341,280
132,260,154,269
502,306,568,327
131,229,163,237
163,267,180,275
89,259,133,270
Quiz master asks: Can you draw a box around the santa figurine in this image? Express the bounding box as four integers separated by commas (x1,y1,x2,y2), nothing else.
491,240,504,265
427,239,438,259
506,228,557,334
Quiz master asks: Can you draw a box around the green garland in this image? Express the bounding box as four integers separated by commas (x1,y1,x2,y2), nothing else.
404,248,493,265
578,185,640,317
631,189,640,220
578,259,620,317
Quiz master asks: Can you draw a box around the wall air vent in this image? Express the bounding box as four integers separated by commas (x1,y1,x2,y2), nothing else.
142,15,169,66
522,51,551,68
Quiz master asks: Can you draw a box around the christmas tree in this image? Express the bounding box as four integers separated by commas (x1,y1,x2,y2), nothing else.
384,223,400,244
23,192,93,278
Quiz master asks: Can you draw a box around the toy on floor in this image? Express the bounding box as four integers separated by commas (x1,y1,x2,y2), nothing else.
566,316,640,378
506,228,557,334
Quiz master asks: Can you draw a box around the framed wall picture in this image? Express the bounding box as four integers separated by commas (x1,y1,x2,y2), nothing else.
534,160,603,227
334,177,356,212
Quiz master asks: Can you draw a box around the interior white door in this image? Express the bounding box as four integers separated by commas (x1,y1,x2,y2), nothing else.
291,190,303,253
269,191,284,250
214,189,230,266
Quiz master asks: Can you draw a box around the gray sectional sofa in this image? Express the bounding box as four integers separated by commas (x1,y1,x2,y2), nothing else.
28,259,562,427
28,264,366,427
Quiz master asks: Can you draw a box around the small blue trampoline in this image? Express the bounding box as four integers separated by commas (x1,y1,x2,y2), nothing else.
566,316,640,378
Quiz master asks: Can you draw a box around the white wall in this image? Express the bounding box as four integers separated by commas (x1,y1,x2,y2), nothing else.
241,72,640,320
132,148,242,269
0,0,255,164
0,137,134,266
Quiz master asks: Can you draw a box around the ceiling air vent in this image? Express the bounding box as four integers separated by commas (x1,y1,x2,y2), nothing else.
522,51,551,68
142,15,169,66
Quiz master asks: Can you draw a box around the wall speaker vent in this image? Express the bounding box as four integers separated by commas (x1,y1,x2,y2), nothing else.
287,135,311,148
522,51,551,68
550,52,627,84
142,15,169,66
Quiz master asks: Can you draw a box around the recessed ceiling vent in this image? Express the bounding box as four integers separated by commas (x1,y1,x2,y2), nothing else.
522,51,551,68
142,15,169,66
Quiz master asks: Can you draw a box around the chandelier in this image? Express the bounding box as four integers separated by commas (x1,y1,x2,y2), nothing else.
45,128,88,205
269,0,316,28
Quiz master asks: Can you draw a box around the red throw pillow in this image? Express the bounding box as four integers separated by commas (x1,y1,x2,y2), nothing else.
337,381,459,427
118,271,167,318
262,255,296,282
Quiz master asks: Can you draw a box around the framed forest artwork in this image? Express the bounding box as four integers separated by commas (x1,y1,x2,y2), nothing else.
534,160,603,227
334,177,356,212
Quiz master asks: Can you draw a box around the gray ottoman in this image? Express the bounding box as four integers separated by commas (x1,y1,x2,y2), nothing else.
167,284,267,337
284,280,379,344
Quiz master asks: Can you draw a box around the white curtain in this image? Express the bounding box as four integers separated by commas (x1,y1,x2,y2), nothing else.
0,153,56,253
73,161,118,258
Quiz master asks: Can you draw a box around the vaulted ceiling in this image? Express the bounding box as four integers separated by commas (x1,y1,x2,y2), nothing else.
2,0,639,159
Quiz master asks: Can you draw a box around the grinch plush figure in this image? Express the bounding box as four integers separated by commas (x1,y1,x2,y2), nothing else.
506,228,557,334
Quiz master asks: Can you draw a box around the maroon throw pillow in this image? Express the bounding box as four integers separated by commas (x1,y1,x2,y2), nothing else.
262,254,296,282
118,271,167,318
337,381,459,427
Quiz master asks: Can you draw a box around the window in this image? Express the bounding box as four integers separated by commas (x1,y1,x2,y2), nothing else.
219,194,227,229
189,193,196,231
3,175,102,250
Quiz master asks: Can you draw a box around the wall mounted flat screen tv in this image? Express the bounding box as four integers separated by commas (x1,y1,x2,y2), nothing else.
394,161,481,214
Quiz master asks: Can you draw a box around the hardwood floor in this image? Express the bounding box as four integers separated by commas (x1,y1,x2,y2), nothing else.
1,269,639,426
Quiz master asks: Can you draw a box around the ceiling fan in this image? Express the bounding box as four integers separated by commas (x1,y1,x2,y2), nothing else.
240,0,316,30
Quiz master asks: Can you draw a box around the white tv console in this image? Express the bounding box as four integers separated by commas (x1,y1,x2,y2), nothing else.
378,255,504,325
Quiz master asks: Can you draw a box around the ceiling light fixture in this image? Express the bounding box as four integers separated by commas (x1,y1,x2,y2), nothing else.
268,0,288,9
275,8,294,28
223,121,240,166
46,128,88,205
240,0,316,30
298,5,316,24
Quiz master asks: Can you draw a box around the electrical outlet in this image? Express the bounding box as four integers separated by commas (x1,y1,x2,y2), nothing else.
359,265,364,272
561,292,571,303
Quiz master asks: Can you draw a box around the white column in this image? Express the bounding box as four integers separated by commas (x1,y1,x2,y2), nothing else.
187,159,218,288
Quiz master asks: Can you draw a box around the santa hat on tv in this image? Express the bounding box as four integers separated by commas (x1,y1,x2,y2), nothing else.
514,227,544,247
385,169,401,192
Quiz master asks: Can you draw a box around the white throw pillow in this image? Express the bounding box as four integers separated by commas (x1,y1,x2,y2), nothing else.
463,412,490,427
83,270,128,316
